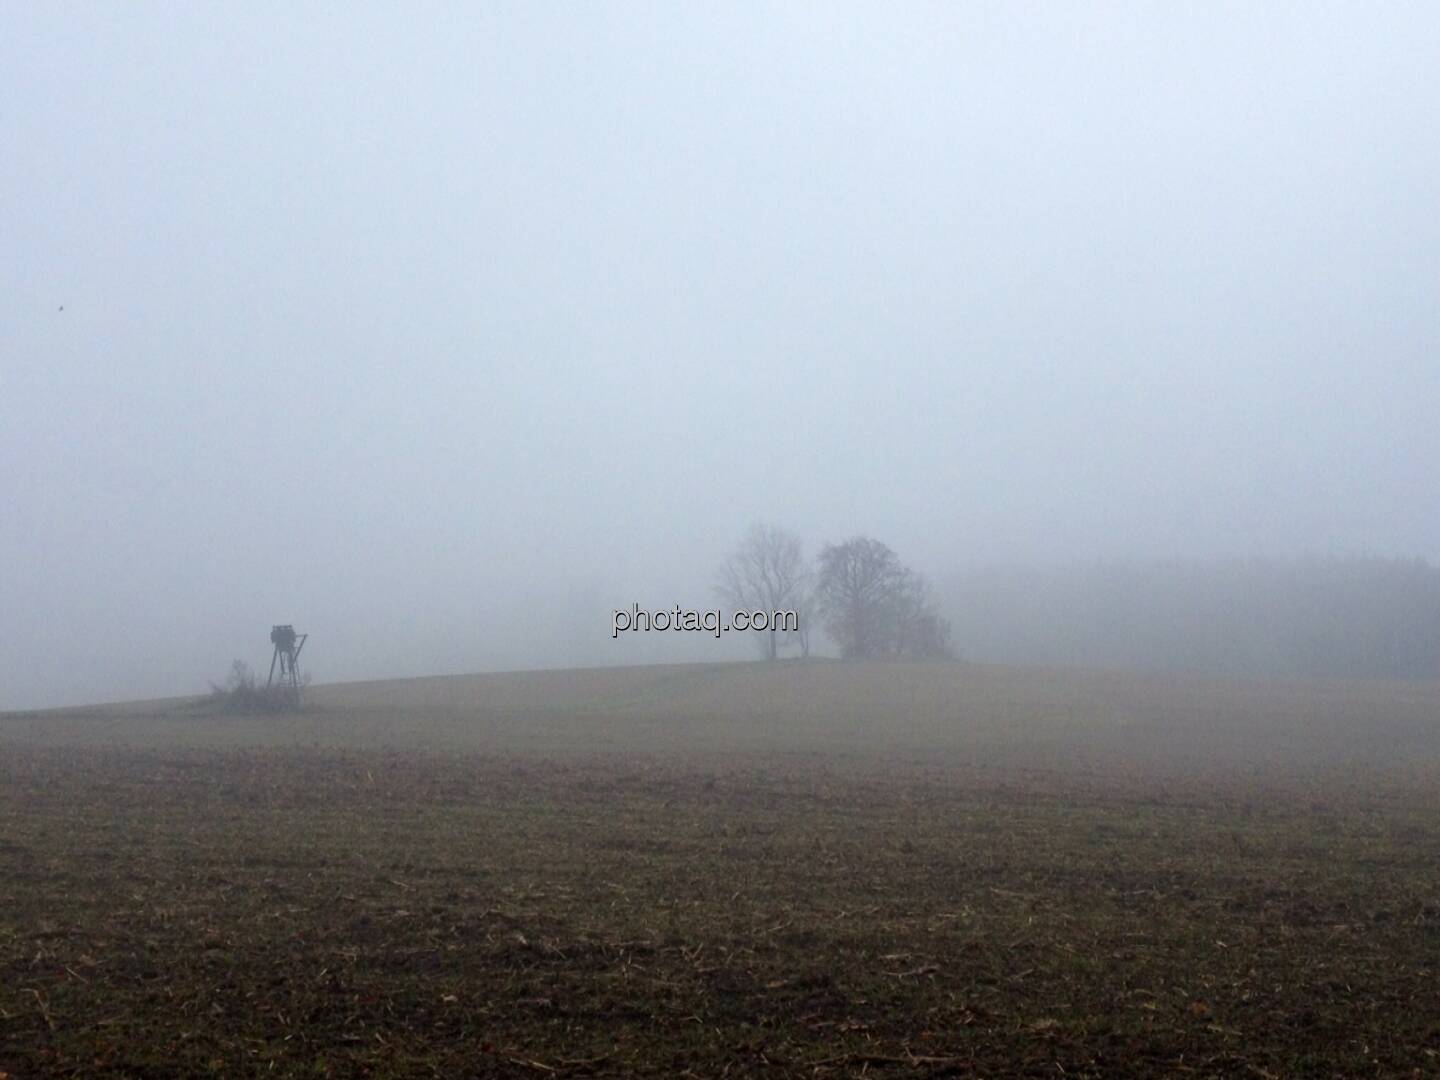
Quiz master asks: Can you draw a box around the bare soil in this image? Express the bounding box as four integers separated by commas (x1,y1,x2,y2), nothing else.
3,661,1439,1077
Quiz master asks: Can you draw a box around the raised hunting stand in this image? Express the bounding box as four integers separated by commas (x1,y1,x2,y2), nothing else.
267,624,308,705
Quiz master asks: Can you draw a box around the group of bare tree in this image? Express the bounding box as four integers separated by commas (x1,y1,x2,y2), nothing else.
716,526,952,661
814,536,953,660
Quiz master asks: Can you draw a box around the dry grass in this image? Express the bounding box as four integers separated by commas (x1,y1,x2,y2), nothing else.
2,660,1439,1076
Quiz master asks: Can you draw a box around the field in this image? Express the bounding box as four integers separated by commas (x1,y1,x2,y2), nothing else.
3,660,1440,1077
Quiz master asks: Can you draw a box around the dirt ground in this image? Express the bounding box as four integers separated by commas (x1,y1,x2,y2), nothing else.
3,662,1439,1077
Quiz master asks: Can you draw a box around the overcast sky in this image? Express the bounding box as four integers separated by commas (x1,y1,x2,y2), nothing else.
3,3,1438,708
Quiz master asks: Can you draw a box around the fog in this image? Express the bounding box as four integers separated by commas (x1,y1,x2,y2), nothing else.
3,4,1438,709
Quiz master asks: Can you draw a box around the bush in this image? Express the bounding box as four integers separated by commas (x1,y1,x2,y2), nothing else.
208,660,305,713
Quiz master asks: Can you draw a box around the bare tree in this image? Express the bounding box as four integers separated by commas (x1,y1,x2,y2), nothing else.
716,524,811,660
815,537,952,659
815,537,905,659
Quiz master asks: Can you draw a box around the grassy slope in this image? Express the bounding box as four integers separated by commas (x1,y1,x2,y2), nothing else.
5,659,1439,773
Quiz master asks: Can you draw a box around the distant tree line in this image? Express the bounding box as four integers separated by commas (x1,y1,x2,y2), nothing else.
716,526,953,661
938,556,1440,680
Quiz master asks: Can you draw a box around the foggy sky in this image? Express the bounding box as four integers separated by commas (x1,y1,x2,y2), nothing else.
4,3,1438,709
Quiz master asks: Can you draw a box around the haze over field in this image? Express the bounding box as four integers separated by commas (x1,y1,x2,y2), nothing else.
4,4,1439,708
9,662,1440,785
